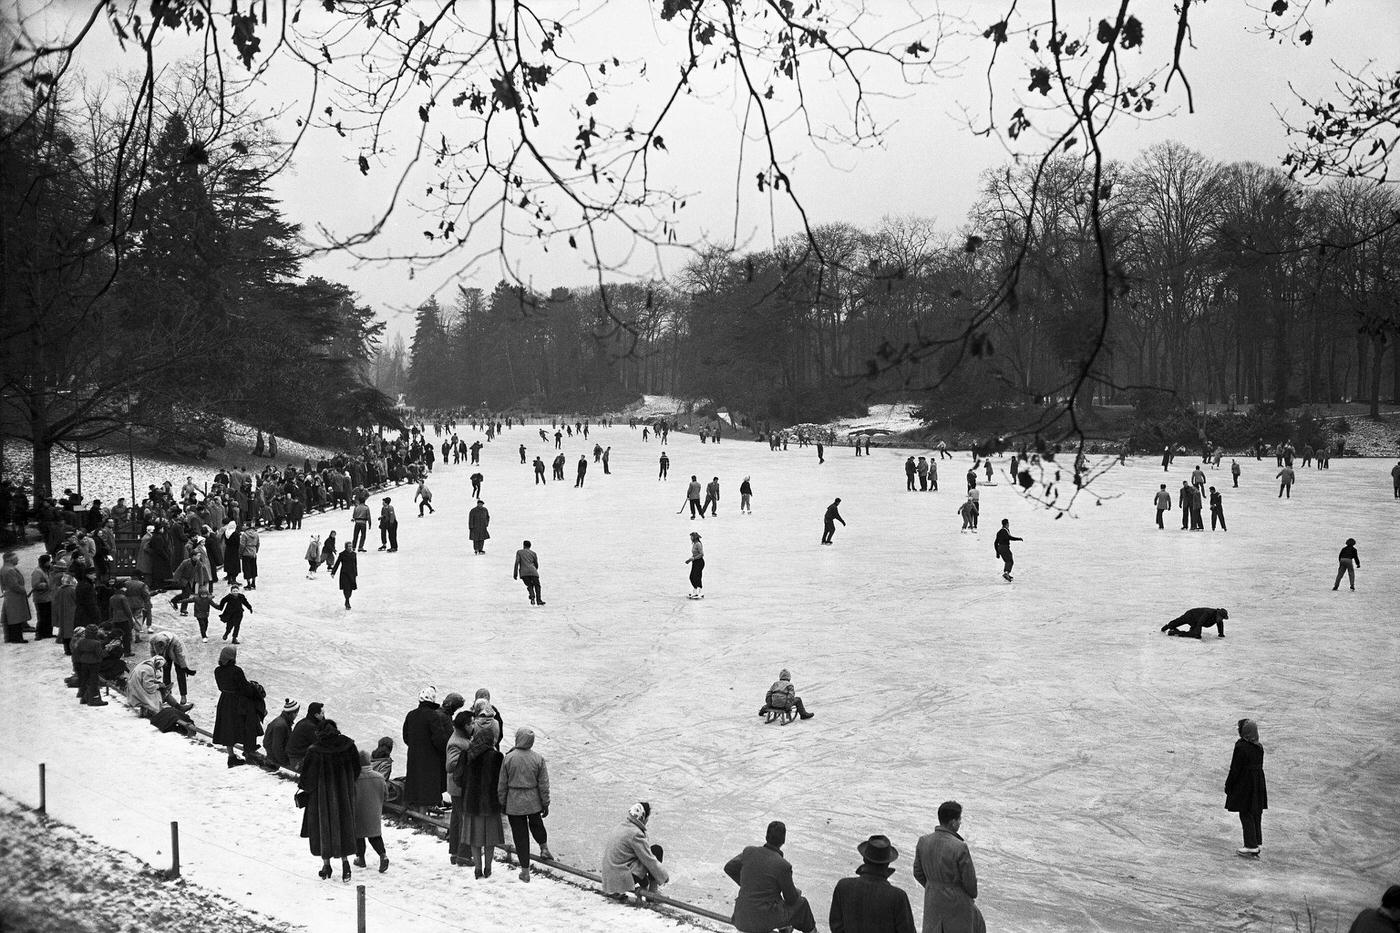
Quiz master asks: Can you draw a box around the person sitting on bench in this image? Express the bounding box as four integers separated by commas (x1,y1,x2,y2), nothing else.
1161,607,1229,639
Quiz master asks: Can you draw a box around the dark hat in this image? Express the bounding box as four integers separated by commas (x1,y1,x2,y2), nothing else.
857,834,899,864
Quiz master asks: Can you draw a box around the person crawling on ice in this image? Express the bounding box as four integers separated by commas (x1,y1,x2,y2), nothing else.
1161,607,1229,639
758,669,815,720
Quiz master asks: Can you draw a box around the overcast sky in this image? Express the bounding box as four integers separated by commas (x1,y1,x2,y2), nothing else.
24,0,1400,341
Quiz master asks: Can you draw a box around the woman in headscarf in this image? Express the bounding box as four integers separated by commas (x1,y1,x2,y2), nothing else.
135,526,155,581
459,699,505,877
298,719,361,882
320,531,338,574
212,646,265,768
353,749,390,873
601,801,669,898
1224,718,1268,858
221,520,242,585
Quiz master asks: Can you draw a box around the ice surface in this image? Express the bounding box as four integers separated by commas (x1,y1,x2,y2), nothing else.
4,427,1398,931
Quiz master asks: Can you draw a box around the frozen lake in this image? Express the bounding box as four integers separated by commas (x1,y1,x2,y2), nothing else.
10,426,1399,930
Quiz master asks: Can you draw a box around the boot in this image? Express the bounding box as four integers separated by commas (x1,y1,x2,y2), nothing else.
482,846,493,877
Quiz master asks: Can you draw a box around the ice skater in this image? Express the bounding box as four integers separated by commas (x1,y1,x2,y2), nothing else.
305,534,322,577
1208,487,1226,531
575,456,588,487
658,452,670,480
821,498,845,545
415,478,435,515
739,476,753,514
993,519,1021,581
468,500,491,554
1154,484,1171,529
1333,538,1360,591
685,532,705,599
686,476,704,519
216,583,253,644
1161,607,1228,639
1276,464,1295,498
513,540,544,605
1224,718,1267,858
332,542,358,609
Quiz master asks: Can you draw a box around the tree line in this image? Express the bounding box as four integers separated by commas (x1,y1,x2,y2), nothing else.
397,141,1399,425
1,84,398,496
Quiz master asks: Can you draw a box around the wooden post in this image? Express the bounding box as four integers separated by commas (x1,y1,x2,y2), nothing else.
38,763,46,814
356,884,366,933
169,821,181,878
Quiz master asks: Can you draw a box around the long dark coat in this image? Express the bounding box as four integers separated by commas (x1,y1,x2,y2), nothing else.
298,734,361,857
468,505,490,543
212,662,265,747
461,745,505,817
829,865,917,933
223,530,241,577
1224,740,1268,812
73,577,100,630
334,551,358,592
401,701,449,806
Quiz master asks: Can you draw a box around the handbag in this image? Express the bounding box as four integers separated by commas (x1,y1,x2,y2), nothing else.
294,789,307,808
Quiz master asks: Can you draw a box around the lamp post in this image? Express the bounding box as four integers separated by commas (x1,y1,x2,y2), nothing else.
123,394,138,526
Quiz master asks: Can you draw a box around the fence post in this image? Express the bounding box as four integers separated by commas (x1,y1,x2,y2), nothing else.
170,821,181,878
356,883,366,933
38,763,46,814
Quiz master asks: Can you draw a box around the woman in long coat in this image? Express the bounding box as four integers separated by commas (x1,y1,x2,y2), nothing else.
332,543,358,609
212,646,265,767
353,749,390,873
222,522,241,584
298,720,361,881
148,524,174,590
51,567,77,654
135,528,155,579
460,701,505,877
401,688,449,810
1224,718,1268,857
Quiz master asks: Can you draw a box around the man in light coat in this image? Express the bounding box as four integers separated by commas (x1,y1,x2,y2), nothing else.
913,801,982,933
724,821,817,933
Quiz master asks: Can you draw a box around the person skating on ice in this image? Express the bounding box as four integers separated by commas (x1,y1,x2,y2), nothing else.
958,496,977,533
687,475,704,519
821,498,846,545
658,451,670,480
1333,538,1360,591
513,540,544,605
994,519,1021,581
685,531,705,599
739,476,753,514
703,477,720,516
1154,484,1171,529
216,583,253,644
1209,487,1227,531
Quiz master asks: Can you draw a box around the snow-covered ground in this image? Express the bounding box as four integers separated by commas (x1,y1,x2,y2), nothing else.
0,666,718,933
3,428,1397,931
619,395,703,420
2,419,336,505
824,402,923,435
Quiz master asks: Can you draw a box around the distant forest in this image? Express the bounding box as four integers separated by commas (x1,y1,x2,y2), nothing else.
379,142,1400,425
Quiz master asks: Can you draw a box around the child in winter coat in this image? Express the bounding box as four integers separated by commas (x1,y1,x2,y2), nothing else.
305,534,323,578
321,532,338,575
370,736,394,780
759,669,815,720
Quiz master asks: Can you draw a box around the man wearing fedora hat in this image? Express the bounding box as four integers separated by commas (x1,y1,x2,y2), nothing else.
829,834,916,933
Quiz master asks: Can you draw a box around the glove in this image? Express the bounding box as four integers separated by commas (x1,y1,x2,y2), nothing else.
540,806,549,819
